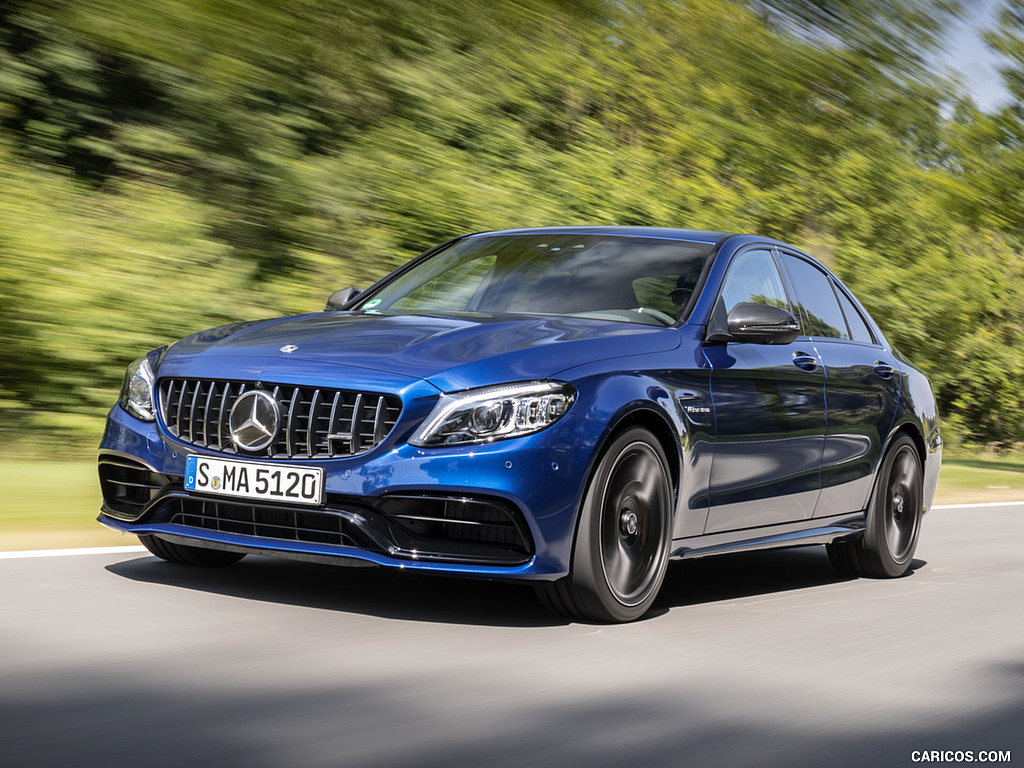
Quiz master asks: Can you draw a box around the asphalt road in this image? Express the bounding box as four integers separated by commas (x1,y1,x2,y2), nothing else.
1,504,1022,768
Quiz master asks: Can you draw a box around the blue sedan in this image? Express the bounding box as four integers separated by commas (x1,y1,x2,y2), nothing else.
99,227,941,622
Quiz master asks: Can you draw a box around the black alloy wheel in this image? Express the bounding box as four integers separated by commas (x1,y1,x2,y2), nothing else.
827,434,923,578
537,427,674,623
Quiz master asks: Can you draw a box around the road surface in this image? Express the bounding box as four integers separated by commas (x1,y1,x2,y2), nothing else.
1,503,1022,767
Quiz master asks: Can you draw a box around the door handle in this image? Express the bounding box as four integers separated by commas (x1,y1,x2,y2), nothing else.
792,352,818,372
874,361,896,380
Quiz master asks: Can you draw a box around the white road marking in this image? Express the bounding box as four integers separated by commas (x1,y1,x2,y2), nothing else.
0,545,147,560
931,500,1024,510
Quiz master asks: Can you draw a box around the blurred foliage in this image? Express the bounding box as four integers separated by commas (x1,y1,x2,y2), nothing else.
1,0,1023,453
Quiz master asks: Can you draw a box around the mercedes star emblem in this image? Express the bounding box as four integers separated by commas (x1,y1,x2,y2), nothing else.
228,390,281,451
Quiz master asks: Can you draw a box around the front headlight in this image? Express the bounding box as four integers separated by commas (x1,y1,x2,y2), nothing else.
118,356,156,422
409,381,576,447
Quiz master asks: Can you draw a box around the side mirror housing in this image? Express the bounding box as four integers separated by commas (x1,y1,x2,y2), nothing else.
325,287,361,312
706,302,800,345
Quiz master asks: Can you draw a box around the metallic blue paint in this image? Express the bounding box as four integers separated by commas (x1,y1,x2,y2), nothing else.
98,227,940,592
163,312,682,393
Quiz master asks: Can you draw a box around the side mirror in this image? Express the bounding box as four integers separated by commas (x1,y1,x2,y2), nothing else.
325,287,361,312
706,302,800,345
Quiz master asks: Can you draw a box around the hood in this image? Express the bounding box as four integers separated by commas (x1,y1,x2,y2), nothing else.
158,312,681,392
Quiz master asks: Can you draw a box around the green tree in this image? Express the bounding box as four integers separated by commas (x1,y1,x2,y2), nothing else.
2,0,1022,451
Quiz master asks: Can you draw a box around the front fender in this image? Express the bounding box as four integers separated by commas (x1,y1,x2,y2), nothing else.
566,366,714,540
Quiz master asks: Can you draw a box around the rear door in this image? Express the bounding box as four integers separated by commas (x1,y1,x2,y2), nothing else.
777,251,901,517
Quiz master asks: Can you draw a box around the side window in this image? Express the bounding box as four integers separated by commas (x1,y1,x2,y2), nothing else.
834,283,876,344
719,249,789,313
780,254,848,340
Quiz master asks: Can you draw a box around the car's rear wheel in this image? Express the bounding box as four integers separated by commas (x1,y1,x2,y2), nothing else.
537,427,673,623
826,434,922,578
139,534,246,567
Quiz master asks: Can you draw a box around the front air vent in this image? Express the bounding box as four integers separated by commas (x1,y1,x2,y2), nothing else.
98,454,169,519
376,494,534,560
159,379,402,460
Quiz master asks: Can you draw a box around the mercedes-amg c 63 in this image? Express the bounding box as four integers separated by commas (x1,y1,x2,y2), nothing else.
99,228,941,622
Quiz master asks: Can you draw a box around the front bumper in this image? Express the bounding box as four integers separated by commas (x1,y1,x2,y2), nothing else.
98,403,603,579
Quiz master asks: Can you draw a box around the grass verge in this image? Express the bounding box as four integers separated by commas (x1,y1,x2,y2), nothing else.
930,454,1024,506
0,459,131,551
2,455,1023,552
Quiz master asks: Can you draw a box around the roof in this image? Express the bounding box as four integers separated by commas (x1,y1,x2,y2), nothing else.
467,226,733,245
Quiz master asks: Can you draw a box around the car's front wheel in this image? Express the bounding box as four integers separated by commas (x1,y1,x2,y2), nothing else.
537,427,673,623
827,433,923,578
140,535,246,567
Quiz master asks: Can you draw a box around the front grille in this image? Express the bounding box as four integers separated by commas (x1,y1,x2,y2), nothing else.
169,498,366,548
159,378,402,459
98,454,169,519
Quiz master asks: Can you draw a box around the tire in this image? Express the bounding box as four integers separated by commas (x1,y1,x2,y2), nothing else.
139,534,246,567
826,434,923,579
537,427,674,623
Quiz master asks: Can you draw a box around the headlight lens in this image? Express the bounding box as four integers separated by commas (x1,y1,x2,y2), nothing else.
409,381,576,447
118,356,156,422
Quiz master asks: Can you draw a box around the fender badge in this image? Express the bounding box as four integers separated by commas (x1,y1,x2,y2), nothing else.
280,345,298,354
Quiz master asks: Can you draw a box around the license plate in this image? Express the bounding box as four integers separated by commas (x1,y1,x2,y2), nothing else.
185,455,324,506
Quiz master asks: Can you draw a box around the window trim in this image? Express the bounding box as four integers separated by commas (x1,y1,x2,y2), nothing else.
830,278,878,346
776,249,858,343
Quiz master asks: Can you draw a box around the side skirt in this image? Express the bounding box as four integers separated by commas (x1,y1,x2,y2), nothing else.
671,512,865,560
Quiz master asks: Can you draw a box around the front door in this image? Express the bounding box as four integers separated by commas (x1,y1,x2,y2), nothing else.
704,248,826,533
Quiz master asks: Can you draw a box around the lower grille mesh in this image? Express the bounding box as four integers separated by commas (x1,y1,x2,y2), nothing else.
141,494,532,565
169,498,362,547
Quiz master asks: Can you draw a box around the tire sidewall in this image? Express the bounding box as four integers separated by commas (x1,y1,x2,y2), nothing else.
571,427,674,622
864,434,922,577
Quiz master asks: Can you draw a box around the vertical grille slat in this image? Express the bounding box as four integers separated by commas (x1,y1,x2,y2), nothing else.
175,381,188,438
201,384,216,446
216,381,232,450
158,378,401,460
286,387,301,457
350,393,364,454
373,396,387,444
162,380,177,430
187,383,201,442
307,389,321,457
326,392,342,457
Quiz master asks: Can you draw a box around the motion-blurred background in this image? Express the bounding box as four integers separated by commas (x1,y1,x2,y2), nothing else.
2,0,1023,458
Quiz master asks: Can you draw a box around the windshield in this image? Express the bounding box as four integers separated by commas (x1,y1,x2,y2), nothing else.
354,234,713,326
